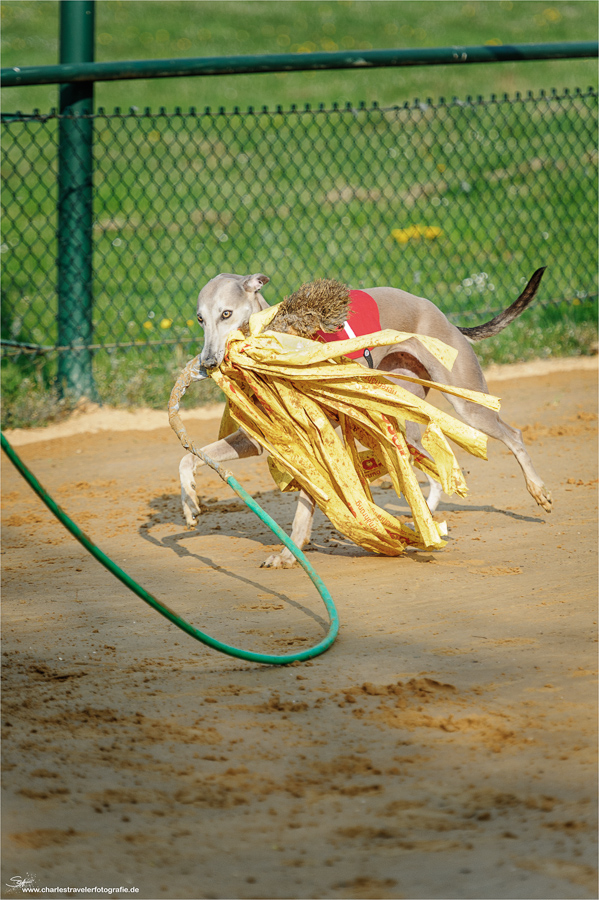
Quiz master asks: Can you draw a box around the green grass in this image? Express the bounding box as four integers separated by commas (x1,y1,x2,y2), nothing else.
1,2,597,428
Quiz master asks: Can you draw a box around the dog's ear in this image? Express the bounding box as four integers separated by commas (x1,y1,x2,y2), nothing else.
242,273,269,293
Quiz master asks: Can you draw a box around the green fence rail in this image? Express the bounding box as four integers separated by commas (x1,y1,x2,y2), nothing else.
3,41,597,88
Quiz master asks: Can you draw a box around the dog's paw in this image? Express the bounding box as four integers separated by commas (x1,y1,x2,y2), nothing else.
181,481,202,527
183,509,200,528
530,482,553,513
261,552,298,569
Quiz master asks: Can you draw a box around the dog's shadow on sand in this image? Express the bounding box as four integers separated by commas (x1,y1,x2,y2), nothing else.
138,486,545,577
136,487,547,623
373,489,545,525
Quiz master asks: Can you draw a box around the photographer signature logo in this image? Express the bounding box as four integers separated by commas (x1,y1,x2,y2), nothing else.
6,874,37,891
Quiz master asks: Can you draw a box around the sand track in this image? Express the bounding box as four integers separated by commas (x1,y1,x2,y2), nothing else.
2,361,597,900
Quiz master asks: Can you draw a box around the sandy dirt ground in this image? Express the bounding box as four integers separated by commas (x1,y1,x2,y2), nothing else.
1,361,597,900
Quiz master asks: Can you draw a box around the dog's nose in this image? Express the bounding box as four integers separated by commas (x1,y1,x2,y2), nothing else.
201,352,219,369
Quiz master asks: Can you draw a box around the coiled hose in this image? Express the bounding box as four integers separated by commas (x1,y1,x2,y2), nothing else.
1,416,338,665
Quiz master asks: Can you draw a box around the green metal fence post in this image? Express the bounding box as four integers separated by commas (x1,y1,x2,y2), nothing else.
57,0,96,400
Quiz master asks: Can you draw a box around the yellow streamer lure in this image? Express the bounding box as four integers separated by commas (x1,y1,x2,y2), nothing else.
207,305,500,556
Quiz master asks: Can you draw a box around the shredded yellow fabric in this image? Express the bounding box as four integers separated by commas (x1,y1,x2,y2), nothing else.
209,305,500,555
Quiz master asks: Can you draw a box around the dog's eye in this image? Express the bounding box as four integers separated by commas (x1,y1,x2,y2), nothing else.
221,310,232,319
197,315,203,325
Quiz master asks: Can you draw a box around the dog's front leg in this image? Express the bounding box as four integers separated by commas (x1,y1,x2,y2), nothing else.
179,428,262,527
261,489,316,568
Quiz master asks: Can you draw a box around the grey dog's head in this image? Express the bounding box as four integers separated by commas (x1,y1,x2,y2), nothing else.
197,272,269,368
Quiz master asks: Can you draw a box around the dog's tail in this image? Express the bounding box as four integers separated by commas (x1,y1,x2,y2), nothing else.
458,267,546,342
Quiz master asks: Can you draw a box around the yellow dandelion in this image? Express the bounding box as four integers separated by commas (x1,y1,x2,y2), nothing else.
143,320,154,330
391,225,420,243
391,226,417,244
186,319,196,328
160,318,173,329
391,225,443,245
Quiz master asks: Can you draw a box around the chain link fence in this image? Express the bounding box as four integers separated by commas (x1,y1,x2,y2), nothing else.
1,87,597,419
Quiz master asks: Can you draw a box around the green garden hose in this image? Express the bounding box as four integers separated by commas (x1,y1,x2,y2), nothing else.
1,431,339,665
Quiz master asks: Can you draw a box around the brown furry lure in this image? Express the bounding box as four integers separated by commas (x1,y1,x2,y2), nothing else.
268,279,351,338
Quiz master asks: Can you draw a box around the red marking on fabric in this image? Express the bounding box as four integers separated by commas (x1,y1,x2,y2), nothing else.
409,446,429,465
362,457,379,471
382,417,406,456
315,289,382,360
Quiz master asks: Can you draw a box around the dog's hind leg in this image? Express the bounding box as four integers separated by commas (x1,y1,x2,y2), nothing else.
261,489,317,569
442,395,552,513
379,352,445,513
423,472,444,513
179,428,263,527
402,419,444,513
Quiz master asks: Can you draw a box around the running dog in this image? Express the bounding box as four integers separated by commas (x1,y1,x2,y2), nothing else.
179,270,551,567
